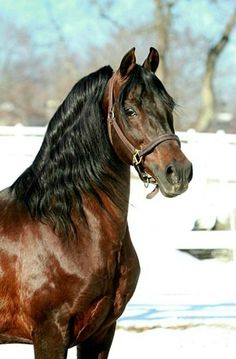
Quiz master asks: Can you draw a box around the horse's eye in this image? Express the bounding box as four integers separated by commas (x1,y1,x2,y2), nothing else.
125,108,137,117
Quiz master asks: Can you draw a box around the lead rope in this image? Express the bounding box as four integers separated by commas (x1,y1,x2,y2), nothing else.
133,162,159,199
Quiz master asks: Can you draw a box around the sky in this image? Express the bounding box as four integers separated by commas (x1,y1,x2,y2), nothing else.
0,0,154,60
1,0,235,60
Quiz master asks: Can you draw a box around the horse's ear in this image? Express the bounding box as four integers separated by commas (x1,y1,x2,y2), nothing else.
143,47,159,73
119,47,136,78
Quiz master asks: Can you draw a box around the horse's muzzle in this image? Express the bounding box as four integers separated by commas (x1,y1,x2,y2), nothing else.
158,159,193,197
146,157,193,198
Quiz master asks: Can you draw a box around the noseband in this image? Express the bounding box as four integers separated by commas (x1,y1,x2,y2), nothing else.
106,72,181,197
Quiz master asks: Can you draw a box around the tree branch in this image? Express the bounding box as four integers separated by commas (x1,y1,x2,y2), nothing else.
196,9,236,131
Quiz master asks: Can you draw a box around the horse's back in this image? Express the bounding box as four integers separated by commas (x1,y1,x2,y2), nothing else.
0,186,30,236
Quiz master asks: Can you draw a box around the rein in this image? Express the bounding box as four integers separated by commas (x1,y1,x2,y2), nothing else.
106,72,181,198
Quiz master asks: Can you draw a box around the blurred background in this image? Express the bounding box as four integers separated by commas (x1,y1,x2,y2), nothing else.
0,0,236,131
0,0,236,358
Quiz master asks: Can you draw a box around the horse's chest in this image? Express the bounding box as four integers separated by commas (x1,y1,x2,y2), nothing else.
73,240,139,343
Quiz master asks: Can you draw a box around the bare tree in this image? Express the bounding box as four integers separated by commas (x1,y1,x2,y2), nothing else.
196,9,236,131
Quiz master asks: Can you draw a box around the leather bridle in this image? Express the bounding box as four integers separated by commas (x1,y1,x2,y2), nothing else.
106,72,181,197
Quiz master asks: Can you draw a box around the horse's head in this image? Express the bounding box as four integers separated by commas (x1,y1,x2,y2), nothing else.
104,47,192,198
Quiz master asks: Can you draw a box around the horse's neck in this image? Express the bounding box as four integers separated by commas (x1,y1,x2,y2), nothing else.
74,165,130,233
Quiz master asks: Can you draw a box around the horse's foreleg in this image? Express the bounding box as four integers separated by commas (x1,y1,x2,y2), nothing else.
33,319,69,359
76,323,116,359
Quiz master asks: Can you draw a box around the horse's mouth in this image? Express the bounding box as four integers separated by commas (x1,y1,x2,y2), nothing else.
157,180,189,198
146,172,189,199
145,178,188,199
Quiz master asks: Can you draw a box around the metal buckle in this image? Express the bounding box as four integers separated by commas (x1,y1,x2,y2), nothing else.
108,109,115,121
132,149,142,166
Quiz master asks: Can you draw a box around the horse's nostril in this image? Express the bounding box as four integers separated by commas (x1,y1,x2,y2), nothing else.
165,162,192,186
166,164,179,185
166,165,174,176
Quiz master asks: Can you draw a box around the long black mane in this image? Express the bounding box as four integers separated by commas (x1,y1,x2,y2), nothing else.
11,65,127,239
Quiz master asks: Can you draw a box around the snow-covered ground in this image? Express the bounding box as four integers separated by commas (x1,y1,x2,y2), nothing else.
111,325,236,359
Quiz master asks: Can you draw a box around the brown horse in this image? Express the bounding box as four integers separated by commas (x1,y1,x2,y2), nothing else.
0,48,192,358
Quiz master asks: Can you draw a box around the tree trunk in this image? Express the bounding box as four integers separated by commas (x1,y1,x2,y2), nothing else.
154,0,174,83
196,10,236,131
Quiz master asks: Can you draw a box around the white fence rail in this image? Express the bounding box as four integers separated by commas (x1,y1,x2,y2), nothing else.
0,125,236,253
